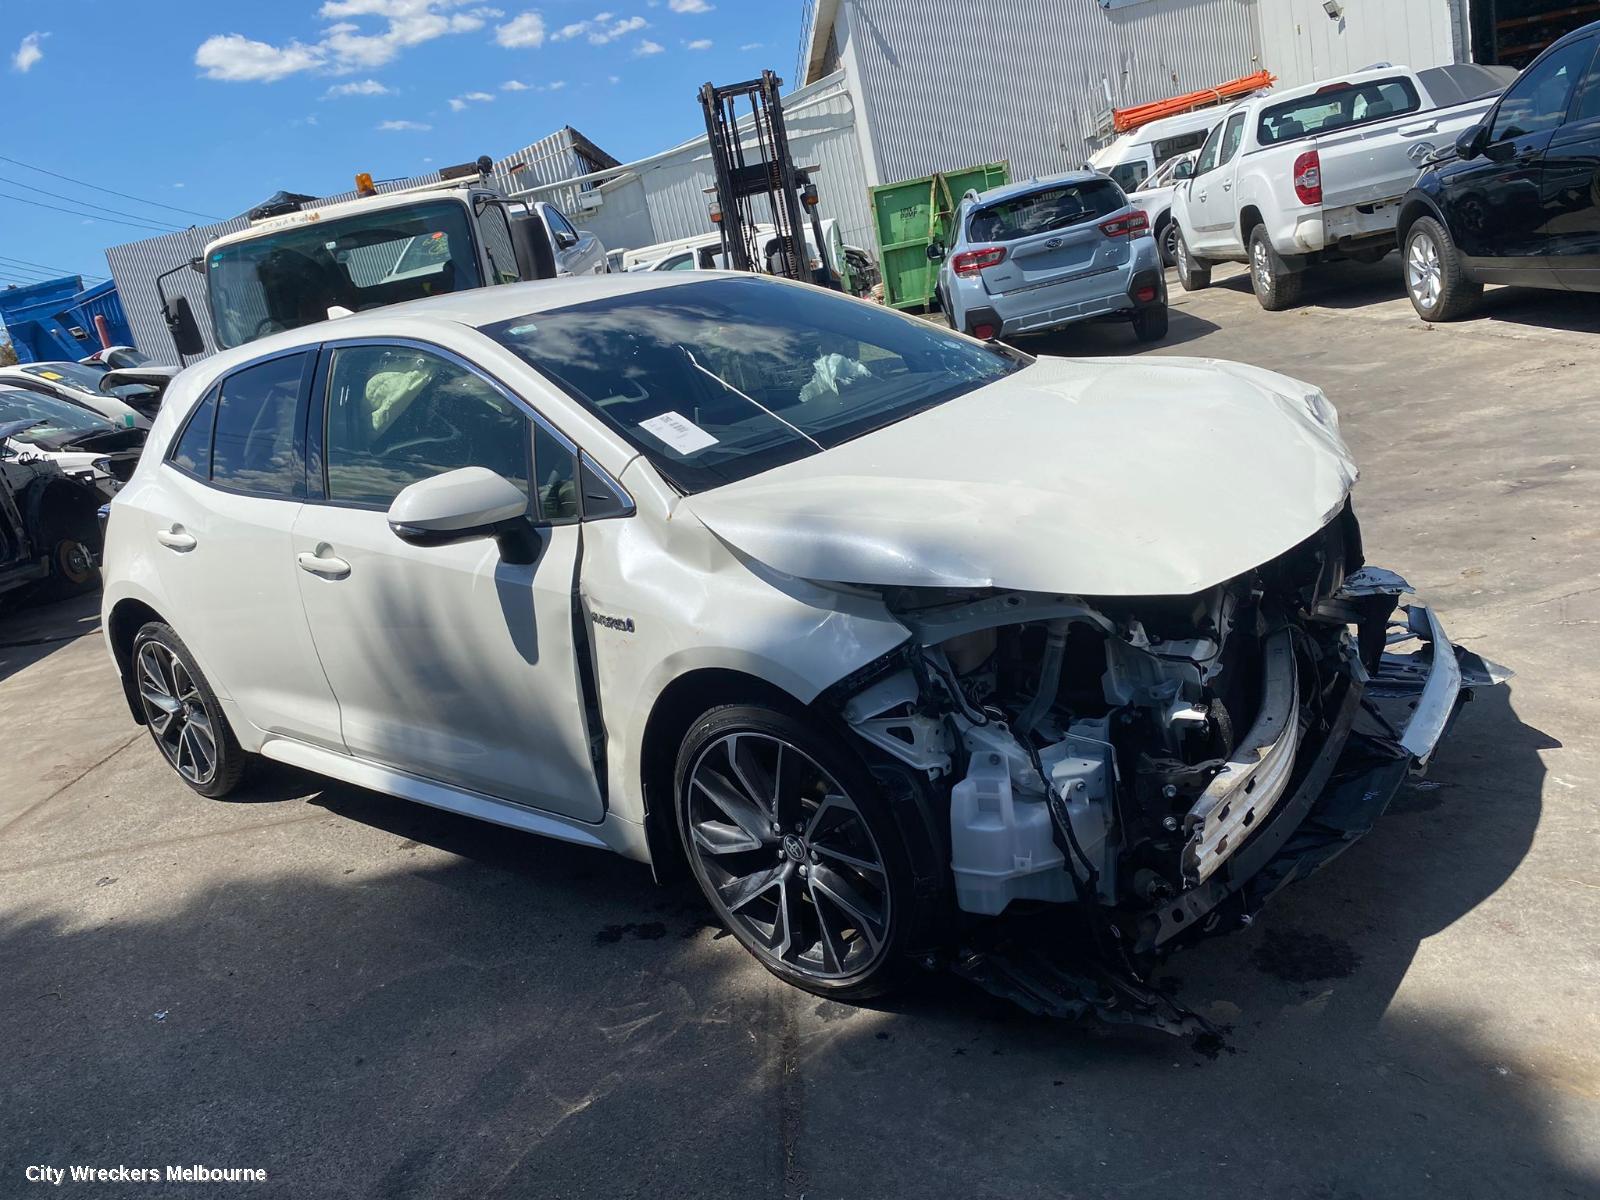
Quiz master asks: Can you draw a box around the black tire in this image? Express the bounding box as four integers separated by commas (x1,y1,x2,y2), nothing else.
1132,303,1169,342
674,702,921,1001
1404,216,1482,322
938,289,956,330
1248,224,1304,311
1175,227,1211,291
131,622,247,798
1159,219,1180,268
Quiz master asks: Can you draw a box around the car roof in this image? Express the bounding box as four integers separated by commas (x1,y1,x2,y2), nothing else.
183,271,791,376
971,170,1110,206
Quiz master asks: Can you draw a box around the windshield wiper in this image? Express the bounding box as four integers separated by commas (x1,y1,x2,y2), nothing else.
677,347,823,451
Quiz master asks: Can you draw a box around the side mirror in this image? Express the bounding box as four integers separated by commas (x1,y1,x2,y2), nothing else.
164,296,205,358
1455,123,1488,160
387,467,540,564
554,229,579,250
1172,158,1195,180
925,242,945,261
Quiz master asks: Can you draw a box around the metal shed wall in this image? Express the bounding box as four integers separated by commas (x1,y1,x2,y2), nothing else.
1257,0,1466,87
834,0,1263,182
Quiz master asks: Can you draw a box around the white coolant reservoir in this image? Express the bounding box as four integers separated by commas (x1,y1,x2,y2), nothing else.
949,752,1074,915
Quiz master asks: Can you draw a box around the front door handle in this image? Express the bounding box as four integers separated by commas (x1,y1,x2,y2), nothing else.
1515,146,1540,164
297,547,351,579
155,527,196,552
1400,119,1438,136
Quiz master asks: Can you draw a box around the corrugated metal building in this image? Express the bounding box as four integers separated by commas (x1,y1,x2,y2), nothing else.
800,0,1265,183
512,70,876,261
105,127,617,363
1256,0,1469,87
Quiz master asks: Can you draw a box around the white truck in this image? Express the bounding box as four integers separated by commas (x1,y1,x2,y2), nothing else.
161,157,607,361
1170,63,1517,309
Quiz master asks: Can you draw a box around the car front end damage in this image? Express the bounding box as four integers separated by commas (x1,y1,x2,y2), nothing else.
826,505,1505,1032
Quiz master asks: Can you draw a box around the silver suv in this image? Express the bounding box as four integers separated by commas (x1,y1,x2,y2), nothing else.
932,171,1168,343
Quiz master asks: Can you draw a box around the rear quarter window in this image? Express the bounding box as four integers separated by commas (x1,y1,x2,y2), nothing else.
968,179,1126,242
1257,77,1421,146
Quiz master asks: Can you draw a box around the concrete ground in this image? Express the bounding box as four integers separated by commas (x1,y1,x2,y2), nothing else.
3,260,1597,1198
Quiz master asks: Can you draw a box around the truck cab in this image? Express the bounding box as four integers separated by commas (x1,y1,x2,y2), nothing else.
163,163,606,359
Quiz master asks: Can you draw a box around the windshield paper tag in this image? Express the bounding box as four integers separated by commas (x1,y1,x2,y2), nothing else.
639,411,718,455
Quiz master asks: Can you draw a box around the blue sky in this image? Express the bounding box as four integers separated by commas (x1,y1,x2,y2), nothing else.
0,0,803,291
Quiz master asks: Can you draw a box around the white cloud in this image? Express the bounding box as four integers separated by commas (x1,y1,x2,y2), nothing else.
12,31,47,73
196,33,324,82
739,42,762,51
449,89,494,110
501,78,529,89
551,13,648,44
378,118,432,130
607,74,620,84
495,11,546,48
633,38,662,55
173,182,187,189
198,3,497,82
324,77,393,96
684,38,711,50
547,78,566,89
669,0,711,12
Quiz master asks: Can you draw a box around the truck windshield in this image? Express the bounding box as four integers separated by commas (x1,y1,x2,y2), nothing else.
482,277,1028,494
207,198,483,349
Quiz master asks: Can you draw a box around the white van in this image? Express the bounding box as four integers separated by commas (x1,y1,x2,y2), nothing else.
1088,106,1233,195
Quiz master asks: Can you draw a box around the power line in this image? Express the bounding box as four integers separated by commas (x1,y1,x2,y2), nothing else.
0,175,184,230
0,153,222,221
0,190,179,234
0,254,105,281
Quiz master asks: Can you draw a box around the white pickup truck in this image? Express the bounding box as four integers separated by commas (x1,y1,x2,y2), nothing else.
1171,63,1517,309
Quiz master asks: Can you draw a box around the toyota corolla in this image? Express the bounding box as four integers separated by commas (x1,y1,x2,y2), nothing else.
100,274,1499,1020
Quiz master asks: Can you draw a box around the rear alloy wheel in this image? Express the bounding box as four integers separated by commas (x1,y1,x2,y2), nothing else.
1160,220,1180,268
133,622,246,798
1249,225,1304,311
1132,303,1169,343
1176,228,1211,291
1405,216,1481,322
675,705,913,999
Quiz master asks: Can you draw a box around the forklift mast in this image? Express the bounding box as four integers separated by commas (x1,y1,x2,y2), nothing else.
698,70,820,283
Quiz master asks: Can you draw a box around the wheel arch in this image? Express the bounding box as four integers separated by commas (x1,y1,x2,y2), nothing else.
638,666,808,881
107,596,167,725
1396,191,1444,251
1238,204,1266,243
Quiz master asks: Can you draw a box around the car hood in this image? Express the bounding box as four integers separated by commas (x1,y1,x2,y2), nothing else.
680,356,1358,597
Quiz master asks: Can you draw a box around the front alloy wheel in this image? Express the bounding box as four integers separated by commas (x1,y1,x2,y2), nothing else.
1403,216,1481,322
677,708,909,997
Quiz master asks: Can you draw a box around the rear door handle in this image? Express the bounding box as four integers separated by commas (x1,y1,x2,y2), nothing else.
155,527,196,552
1222,180,1232,191
296,548,351,579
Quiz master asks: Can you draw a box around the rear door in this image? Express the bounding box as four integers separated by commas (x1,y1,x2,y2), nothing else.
1542,39,1600,288
1186,110,1247,253
1449,35,1595,281
969,178,1131,302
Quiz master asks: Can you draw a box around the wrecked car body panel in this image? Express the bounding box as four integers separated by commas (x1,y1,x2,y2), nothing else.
682,356,1358,597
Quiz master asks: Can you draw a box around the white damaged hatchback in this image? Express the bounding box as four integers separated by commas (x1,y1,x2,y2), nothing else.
101,274,1501,1026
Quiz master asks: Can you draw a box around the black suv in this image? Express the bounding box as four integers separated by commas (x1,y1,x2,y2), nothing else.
1397,20,1600,320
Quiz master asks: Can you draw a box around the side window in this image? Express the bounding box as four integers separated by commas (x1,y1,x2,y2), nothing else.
323,345,531,509
547,207,579,242
1193,119,1225,176
211,354,307,498
532,422,579,522
1218,112,1247,165
1108,159,1150,193
170,388,218,478
1564,42,1600,124
1492,37,1595,141
479,204,521,285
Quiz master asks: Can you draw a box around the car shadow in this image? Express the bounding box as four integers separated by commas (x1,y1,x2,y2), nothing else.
1009,304,1221,357
0,590,102,686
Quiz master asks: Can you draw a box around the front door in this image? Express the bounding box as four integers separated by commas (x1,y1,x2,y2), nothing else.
1544,39,1600,288
144,351,344,749
1447,34,1595,282
290,340,604,821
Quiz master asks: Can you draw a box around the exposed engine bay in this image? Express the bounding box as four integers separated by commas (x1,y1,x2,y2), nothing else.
832,506,1501,1030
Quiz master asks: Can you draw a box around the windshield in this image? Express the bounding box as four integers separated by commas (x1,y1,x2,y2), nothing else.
0,387,115,442
968,179,1126,242
482,277,1028,493
207,198,483,350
